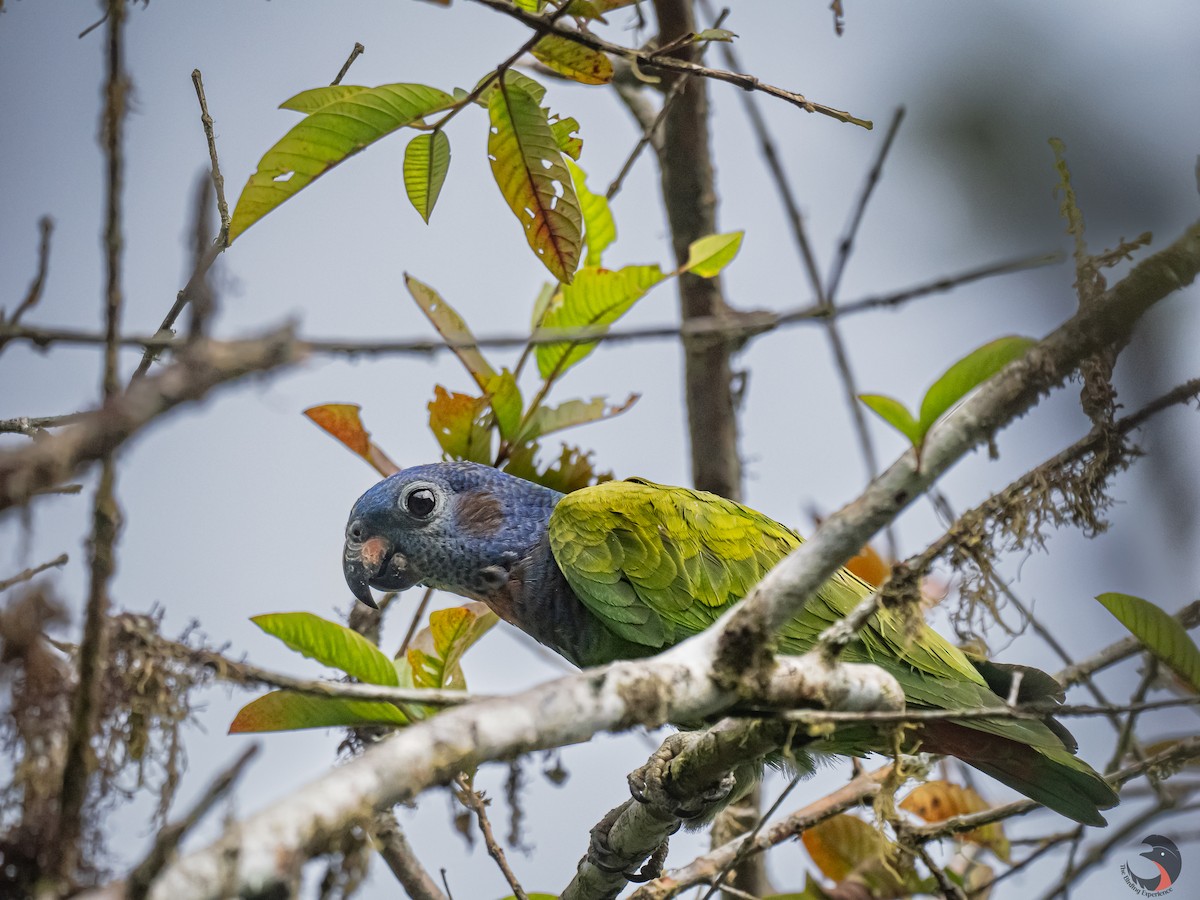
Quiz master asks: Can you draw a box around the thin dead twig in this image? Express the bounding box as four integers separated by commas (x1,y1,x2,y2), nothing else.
332,42,365,85
126,745,260,900
470,0,872,129
371,812,448,900
0,553,69,593
455,774,529,900
0,412,88,436
190,69,229,244
0,216,54,353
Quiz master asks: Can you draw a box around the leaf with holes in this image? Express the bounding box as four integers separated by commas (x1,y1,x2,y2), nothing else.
683,231,743,277
406,275,496,390
228,83,455,242
900,781,1011,861
428,387,493,463
516,393,638,444
535,264,664,379
567,159,616,266
304,404,399,477
531,34,613,85
487,74,583,283
252,612,399,686
1097,593,1200,692
229,691,409,733
550,115,583,160
403,131,451,223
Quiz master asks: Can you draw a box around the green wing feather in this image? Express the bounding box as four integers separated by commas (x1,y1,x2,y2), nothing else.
548,477,1118,824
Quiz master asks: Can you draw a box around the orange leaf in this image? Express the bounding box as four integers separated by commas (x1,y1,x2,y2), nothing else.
304,404,400,477
801,814,883,882
900,781,1010,861
845,543,891,587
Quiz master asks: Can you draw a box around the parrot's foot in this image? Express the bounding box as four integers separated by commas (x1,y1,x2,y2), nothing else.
627,733,737,820
585,806,670,880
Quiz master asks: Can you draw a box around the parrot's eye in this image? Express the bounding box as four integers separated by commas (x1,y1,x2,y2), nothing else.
401,485,439,520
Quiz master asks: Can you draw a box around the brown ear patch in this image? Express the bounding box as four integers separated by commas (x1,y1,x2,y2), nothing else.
458,490,503,536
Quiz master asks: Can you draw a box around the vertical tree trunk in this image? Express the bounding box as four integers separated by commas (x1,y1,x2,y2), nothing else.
652,0,742,505
650,3,767,896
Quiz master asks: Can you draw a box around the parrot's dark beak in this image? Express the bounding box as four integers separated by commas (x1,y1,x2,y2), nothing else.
343,535,391,609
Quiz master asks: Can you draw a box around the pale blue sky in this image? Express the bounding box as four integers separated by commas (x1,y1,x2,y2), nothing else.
2,2,1199,897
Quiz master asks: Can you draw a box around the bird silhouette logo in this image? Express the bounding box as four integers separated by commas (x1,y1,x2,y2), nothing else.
1121,835,1182,895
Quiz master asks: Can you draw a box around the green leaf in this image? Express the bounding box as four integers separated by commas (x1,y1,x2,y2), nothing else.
229,691,408,733
252,612,399,686
407,602,499,691
566,159,616,267
917,336,1036,434
694,28,738,43
858,394,922,447
486,369,523,442
516,393,638,444
487,74,583,283
303,404,400,477
406,275,496,390
403,130,452,223
683,231,744,278
535,264,665,379
228,83,455,242
427,387,493,463
279,85,371,113
531,34,614,85
1097,593,1200,692
475,70,547,107
549,115,583,161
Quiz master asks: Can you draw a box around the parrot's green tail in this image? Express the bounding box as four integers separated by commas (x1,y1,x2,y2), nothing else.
921,722,1119,826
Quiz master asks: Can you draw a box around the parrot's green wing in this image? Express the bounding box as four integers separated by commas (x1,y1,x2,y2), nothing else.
547,477,1118,825
547,478,986,688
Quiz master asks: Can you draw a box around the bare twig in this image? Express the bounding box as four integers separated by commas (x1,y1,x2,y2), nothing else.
0,412,88,436
190,69,229,244
371,812,448,900
331,42,365,86
0,215,54,353
0,553,69,593
126,745,260,900
54,3,128,884
0,250,1060,360
469,0,872,129
0,329,304,513
398,587,436,657
455,774,529,900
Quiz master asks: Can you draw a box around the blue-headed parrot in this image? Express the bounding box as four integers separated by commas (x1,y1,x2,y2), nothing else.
342,461,1118,826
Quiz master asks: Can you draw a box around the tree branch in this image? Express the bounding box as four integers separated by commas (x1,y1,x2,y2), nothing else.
0,328,304,513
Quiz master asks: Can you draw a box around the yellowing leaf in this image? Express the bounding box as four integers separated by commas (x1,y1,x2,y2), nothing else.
900,781,1011,861
567,159,616,267
252,612,400,686
304,404,400,477
802,814,883,882
486,369,523,441
535,264,665,379
405,275,496,390
427,387,492,463
279,84,372,113
858,393,922,447
228,83,455,242
550,115,583,160
1097,593,1200,692
487,74,583,283
403,130,452,223
408,602,499,690
531,34,614,85
516,393,638,444
694,28,738,43
917,336,1036,434
229,691,408,733
683,231,743,278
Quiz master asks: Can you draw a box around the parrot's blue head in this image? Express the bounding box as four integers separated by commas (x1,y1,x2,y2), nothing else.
342,461,564,608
